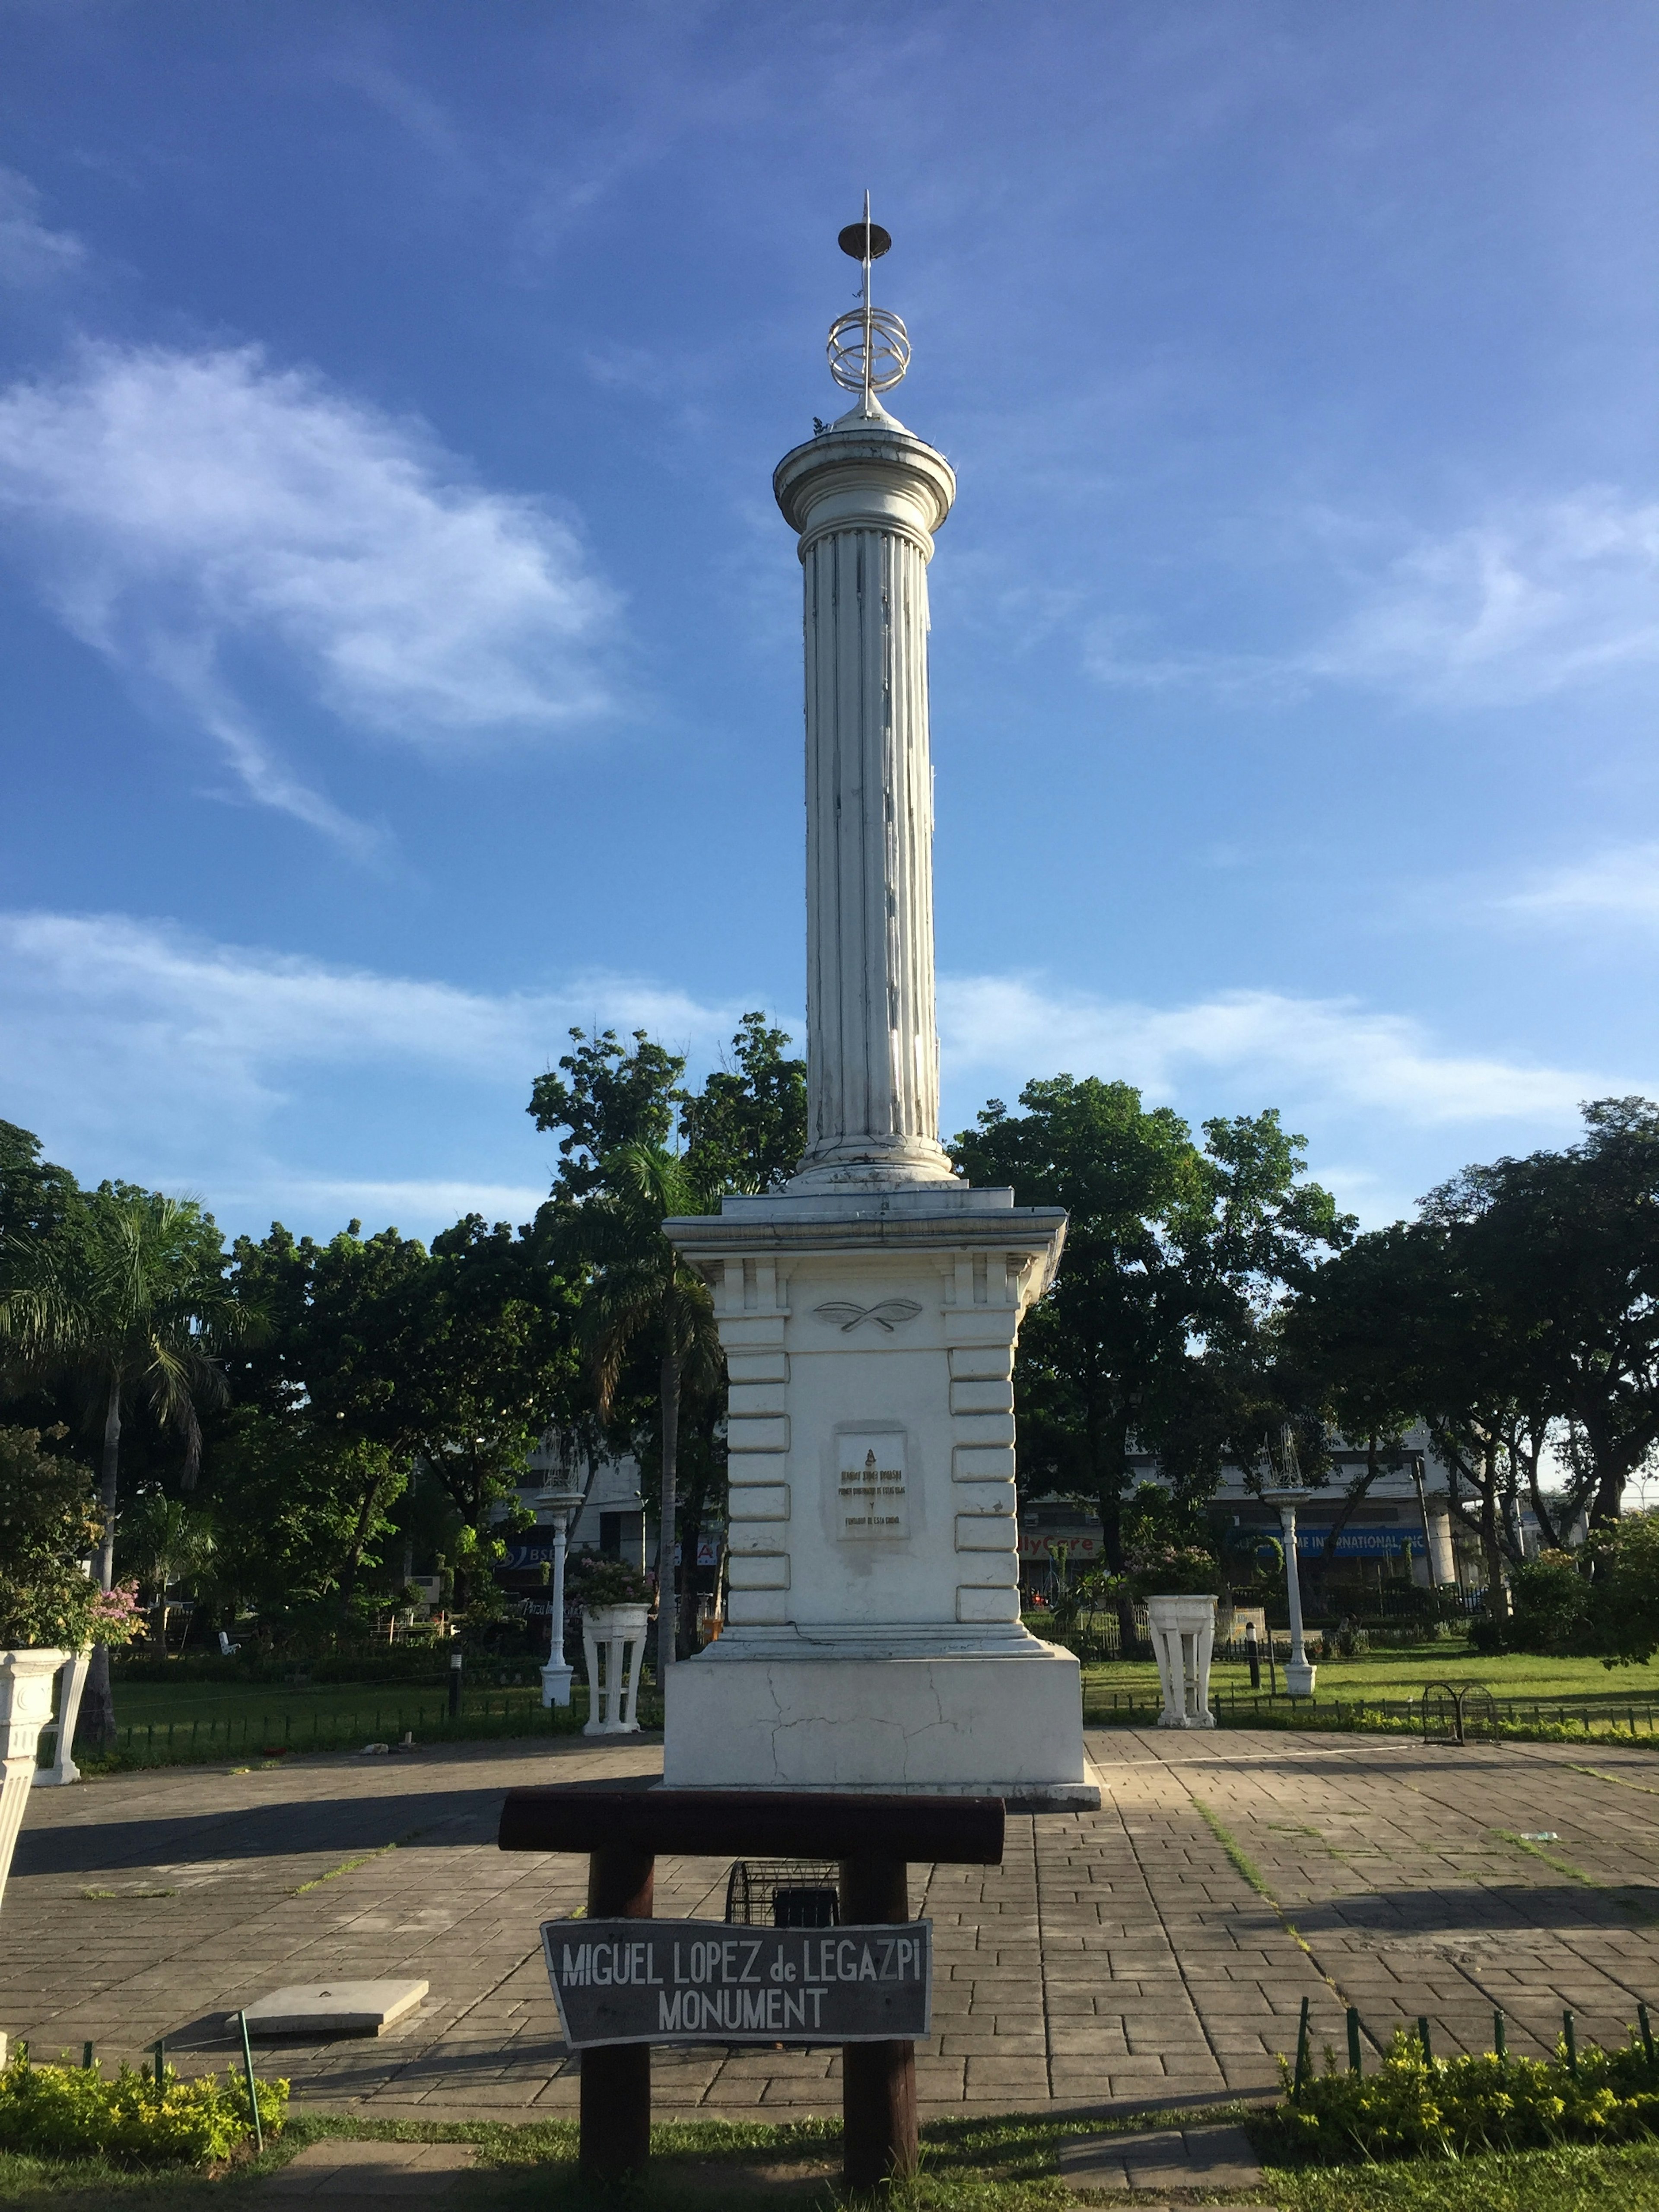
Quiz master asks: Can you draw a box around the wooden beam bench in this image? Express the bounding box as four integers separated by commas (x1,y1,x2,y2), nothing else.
498,1785,1005,2186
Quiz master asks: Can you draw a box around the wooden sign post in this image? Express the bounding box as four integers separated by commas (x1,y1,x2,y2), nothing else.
498,1785,1004,2187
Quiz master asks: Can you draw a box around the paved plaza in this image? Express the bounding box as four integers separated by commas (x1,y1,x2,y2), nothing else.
6,1727,1659,2121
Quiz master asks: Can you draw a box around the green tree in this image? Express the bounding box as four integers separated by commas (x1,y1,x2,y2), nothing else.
528,1028,688,1200
550,1143,722,1677
680,1014,807,1192
0,1122,79,1252
951,1077,1351,1643
228,1214,579,1614
0,1187,243,1742
119,1494,218,1651
1424,1099,1659,1527
203,1408,407,1630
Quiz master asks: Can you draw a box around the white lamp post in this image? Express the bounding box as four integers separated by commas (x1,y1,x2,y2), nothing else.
536,1478,585,1709
1259,1487,1317,1699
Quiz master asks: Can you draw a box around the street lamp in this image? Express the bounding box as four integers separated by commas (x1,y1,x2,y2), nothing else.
1259,1486,1318,1699
535,1474,586,1709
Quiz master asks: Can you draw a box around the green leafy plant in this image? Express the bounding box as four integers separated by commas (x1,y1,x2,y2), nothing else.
570,1556,652,1610
1125,1542,1224,1599
1260,2023,1659,2164
0,2052,287,2164
0,1427,144,1652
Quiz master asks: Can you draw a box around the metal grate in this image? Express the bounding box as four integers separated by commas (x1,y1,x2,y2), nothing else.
724,1859,841,1929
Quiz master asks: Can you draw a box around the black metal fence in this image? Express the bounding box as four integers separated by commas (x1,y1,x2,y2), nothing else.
50,1684,667,1770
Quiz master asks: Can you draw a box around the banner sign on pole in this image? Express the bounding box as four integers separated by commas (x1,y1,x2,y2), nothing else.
541,1916,932,2049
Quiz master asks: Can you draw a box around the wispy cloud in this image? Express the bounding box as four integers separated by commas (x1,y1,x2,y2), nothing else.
1311,492,1659,706
938,974,1623,1127
0,909,738,1107
0,911,752,1233
1086,489,1659,710
2,911,1643,1239
0,168,84,286
0,344,622,848
1497,842,1659,929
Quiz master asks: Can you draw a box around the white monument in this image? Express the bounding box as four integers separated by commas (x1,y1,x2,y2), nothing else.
663,209,1095,1807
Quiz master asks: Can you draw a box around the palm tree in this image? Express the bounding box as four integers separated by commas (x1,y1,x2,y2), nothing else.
556,1144,722,1680
121,1494,219,1653
0,1187,245,1744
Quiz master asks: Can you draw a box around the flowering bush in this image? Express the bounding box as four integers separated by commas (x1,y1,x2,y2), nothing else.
0,1427,145,1652
1259,2023,1659,2163
0,2052,287,2164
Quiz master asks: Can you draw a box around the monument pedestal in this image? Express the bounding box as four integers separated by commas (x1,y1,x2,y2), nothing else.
664,1186,1096,1807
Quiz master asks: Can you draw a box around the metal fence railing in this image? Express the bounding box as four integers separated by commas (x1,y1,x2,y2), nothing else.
1082,1680,1659,1743
44,1685,667,1769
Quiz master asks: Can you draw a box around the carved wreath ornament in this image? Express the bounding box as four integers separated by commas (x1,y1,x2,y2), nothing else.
812,1298,924,1334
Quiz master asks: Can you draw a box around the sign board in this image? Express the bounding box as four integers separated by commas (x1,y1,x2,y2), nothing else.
541,1916,932,2049
1293,1528,1426,1558
837,1433,908,1541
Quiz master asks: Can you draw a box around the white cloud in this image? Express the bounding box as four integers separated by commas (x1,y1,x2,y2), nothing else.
0,343,621,846
3,909,1643,1240
1498,842,1659,928
0,911,751,1235
216,1178,552,1236
1085,489,1659,709
0,168,84,286
938,974,1621,1127
0,909,738,1110
1310,492,1659,706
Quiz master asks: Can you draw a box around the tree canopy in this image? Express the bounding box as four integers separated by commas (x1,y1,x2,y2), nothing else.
950,1075,1353,1584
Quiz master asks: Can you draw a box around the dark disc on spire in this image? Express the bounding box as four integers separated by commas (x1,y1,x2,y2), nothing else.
838,219,891,261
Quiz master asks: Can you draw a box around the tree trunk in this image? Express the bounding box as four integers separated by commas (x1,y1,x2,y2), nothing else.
1093,1415,1138,1658
1523,1426,1566,1550
657,1335,680,1682
1478,1442,1508,1609
679,1492,702,1658
79,1374,123,1752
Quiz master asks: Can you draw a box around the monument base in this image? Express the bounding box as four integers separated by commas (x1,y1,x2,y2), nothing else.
663,1649,1099,1809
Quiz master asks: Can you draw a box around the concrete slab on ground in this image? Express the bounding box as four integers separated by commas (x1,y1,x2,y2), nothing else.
242,1980,429,2037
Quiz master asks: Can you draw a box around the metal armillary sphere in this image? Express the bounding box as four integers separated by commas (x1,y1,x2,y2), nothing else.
827,193,911,405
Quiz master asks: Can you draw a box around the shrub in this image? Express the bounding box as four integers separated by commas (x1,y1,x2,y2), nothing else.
0,1428,145,1653
1125,1544,1224,1600
570,1556,652,1609
1508,1551,1591,1655
1586,1513,1659,1666
0,2053,287,2165
1325,1618,1371,1657
1259,2024,1659,2164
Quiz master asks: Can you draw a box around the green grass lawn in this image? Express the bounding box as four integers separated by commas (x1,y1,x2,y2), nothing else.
1079,1637,1659,1736
6,2110,1659,2209
56,1637,1659,1772
62,1675,667,1770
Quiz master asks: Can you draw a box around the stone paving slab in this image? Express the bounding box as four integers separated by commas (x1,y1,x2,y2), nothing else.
9,1727,1659,2120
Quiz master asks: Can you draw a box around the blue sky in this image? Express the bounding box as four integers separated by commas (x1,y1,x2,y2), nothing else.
1,1,1656,1244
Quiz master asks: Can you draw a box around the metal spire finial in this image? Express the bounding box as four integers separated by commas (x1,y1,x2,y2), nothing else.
828,192,910,407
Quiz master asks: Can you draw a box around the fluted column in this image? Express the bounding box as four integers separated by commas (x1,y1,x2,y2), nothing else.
774,403,957,1190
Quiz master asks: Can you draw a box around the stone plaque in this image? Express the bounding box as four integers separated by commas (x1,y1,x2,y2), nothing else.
837,1432,908,1540
541,1917,932,2048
